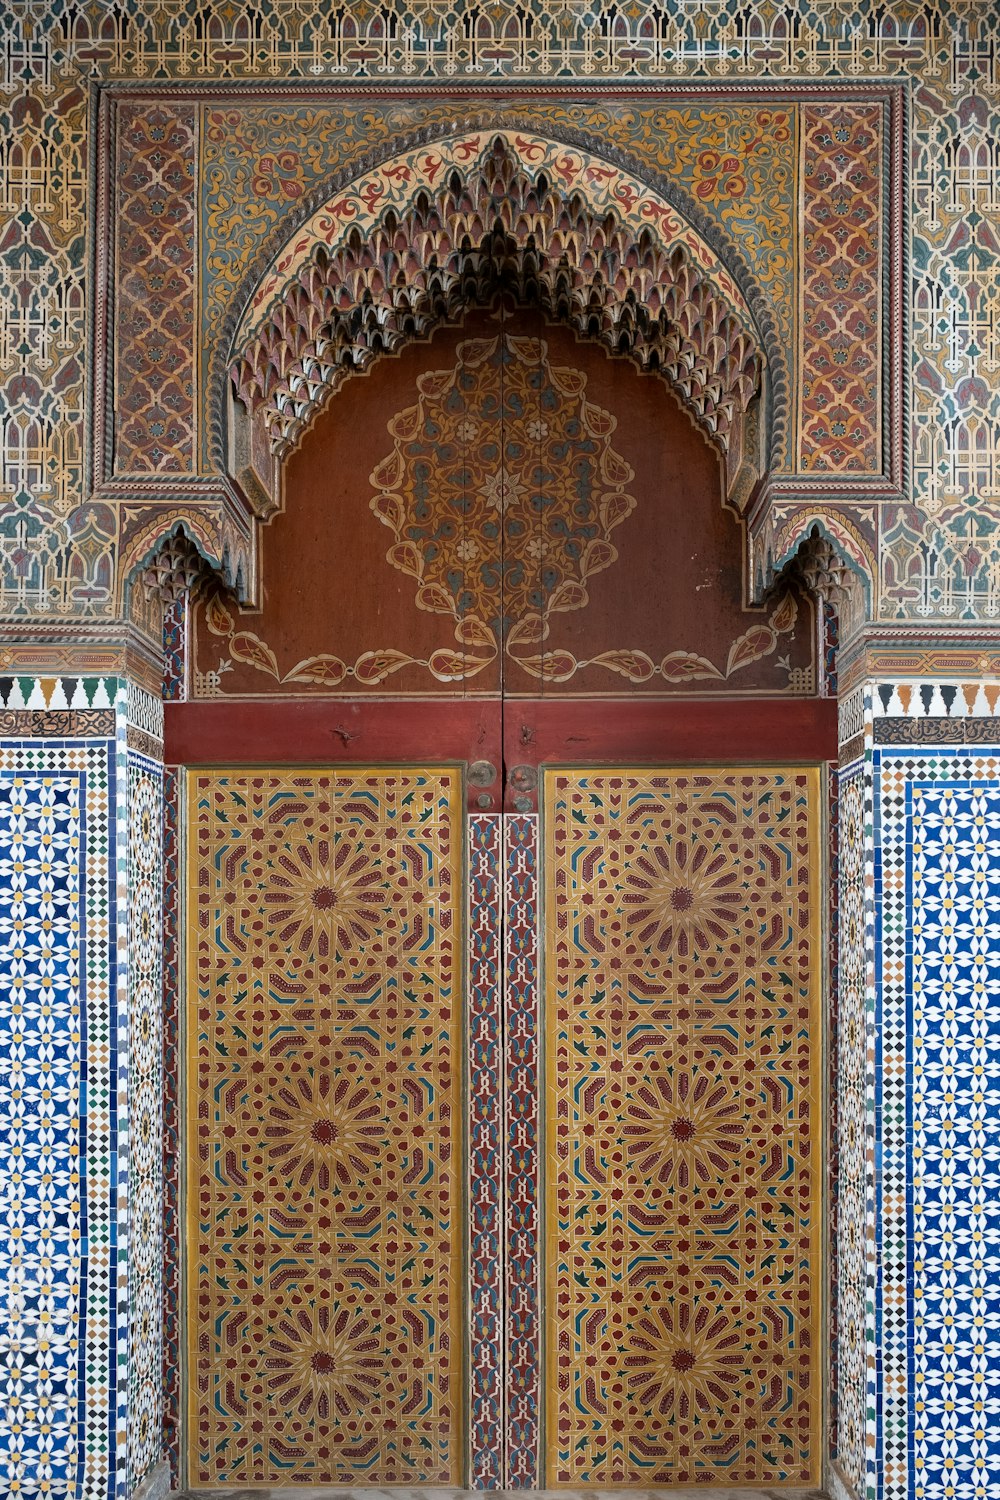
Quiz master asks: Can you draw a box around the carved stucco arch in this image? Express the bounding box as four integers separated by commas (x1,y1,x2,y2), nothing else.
757,508,875,643
218,126,788,536
118,508,250,617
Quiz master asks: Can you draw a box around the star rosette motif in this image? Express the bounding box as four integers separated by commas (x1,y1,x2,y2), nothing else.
621,836,743,958
622,1066,743,1190
265,1070,388,1192
264,1302,385,1420
262,835,396,957
369,331,636,683
624,1298,746,1420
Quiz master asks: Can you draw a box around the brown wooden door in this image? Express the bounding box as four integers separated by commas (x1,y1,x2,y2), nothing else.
172,300,834,1488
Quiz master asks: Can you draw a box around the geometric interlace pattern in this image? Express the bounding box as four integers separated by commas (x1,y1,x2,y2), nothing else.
186,768,464,1484
544,768,821,1485
0,772,87,1500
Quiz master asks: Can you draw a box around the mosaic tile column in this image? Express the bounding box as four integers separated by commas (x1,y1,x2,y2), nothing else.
835,679,1000,1500
0,676,165,1500
503,814,539,1489
466,813,540,1489
834,686,879,1500
124,685,165,1500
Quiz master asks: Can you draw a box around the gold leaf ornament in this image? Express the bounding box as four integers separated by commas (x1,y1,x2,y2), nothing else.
590,649,657,682
544,580,589,615
416,581,458,615
660,650,725,682
454,615,498,651
354,649,418,684
580,539,618,578
428,647,495,681
370,490,405,531
369,449,406,491
506,612,548,646
725,624,776,675
387,541,423,579
600,492,637,531
768,591,799,634
284,654,348,686
514,650,578,682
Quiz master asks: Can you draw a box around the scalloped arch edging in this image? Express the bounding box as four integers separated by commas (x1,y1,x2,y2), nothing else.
226,130,774,510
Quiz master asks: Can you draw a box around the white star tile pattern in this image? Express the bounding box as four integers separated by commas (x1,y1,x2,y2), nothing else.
0,738,117,1500
837,760,878,1499
876,747,1000,1500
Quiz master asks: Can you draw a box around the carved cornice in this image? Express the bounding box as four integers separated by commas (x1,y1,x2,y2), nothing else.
791,531,859,610
765,525,871,654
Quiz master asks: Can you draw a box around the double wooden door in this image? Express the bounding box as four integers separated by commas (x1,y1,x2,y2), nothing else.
183,755,823,1489
178,293,828,1489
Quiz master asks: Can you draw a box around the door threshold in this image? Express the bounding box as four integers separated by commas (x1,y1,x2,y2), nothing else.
177,1488,829,1499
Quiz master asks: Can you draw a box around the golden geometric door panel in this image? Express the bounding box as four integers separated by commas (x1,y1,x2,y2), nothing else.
544,768,822,1486
185,768,464,1486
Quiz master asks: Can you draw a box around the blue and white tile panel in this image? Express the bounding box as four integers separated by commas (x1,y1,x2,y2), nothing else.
0,734,117,1500
836,756,879,1500
0,676,165,1500
124,751,163,1494
872,713,1000,1500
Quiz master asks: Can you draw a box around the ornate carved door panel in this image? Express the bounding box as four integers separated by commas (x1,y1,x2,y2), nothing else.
186,768,465,1486
543,767,822,1486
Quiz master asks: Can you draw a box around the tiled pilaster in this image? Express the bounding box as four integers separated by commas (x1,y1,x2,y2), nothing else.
0,677,165,1500
834,685,878,1500
870,685,1000,1500
468,815,502,1486
836,681,1000,1500
504,814,539,1488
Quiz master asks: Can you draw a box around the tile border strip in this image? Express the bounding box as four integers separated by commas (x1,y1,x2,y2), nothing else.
468,814,503,1487
504,813,540,1488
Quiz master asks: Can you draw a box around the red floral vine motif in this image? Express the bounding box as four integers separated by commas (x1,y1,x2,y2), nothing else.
508,589,799,684
251,150,303,200
695,148,747,201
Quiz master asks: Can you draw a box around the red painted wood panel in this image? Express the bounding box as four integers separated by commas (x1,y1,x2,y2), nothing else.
165,696,836,810
165,698,496,760
502,697,837,806
191,309,815,701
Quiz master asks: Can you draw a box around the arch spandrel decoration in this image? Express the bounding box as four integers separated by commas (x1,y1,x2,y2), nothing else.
194,306,819,699
225,131,770,518
90,86,900,625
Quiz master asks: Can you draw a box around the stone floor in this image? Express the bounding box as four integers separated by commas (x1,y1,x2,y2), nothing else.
176,1490,829,1499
